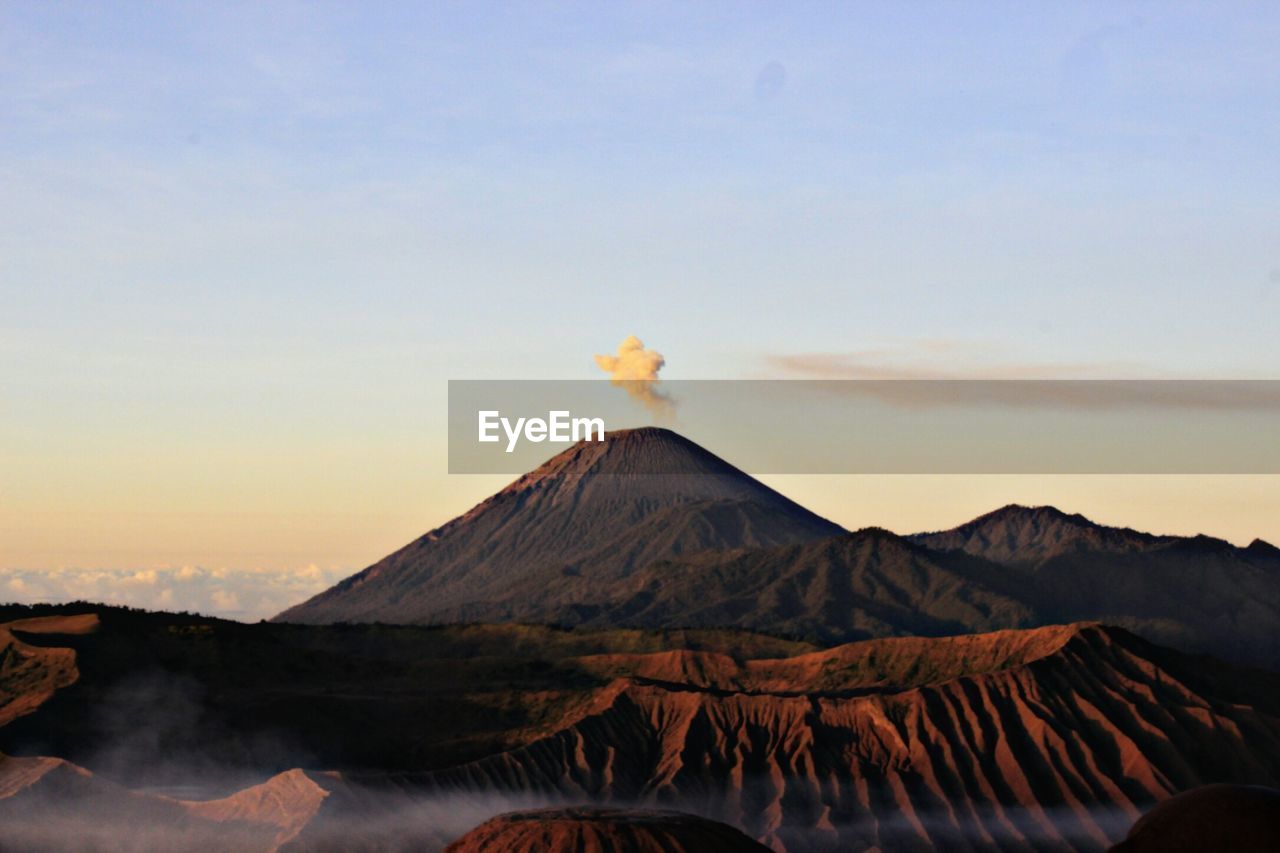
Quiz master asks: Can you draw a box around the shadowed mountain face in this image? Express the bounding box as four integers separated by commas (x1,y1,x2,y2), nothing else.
276,428,843,626
633,504,1280,666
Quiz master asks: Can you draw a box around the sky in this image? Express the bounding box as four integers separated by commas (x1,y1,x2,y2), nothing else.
3,2,1279,619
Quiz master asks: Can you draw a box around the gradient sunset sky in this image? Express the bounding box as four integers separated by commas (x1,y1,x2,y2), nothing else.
3,3,1279,619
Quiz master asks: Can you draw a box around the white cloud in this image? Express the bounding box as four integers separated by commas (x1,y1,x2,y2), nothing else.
210,589,240,611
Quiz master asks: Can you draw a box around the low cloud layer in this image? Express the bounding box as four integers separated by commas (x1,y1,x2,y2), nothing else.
1,564,353,621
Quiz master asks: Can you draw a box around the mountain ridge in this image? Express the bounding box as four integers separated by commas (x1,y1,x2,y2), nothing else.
418,621,1280,851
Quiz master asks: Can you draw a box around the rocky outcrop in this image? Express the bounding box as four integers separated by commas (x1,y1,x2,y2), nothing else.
0,614,94,727
1108,784,1280,853
444,806,771,852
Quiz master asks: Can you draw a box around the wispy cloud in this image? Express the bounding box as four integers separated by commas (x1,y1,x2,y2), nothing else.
767,341,1147,380
764,342,1280,412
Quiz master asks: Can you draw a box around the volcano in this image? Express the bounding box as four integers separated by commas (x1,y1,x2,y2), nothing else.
275,428,842,625
277,430,1280,670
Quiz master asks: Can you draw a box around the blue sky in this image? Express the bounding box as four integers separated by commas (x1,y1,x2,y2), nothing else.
6,2,1279,376
3,2,1279,616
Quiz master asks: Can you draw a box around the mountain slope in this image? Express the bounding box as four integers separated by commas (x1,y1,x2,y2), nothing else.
597,506,1280,667
275,428,842,625
574,527,1036,642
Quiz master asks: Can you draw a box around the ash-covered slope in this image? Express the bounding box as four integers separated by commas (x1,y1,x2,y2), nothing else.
275,428,842,625
423,623,1280,852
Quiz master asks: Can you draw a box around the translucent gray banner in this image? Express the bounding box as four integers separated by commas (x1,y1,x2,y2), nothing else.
448,380,1280,474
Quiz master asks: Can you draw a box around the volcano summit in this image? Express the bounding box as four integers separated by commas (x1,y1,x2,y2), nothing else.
276,428,843,625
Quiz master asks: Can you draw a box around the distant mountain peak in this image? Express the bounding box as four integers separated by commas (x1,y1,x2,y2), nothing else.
973,503,1097,528
910,503,1162,565
1248,538,1280,557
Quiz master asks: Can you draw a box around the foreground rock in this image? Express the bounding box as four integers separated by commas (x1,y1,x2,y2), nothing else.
445,806,770,852
0,613,95,727
1109,785,1280,853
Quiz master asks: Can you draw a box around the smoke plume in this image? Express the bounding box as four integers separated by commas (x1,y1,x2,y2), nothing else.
593,336,674,419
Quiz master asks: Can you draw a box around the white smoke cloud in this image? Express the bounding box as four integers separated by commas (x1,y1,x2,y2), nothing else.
0,564,353,621
593,335,674,418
